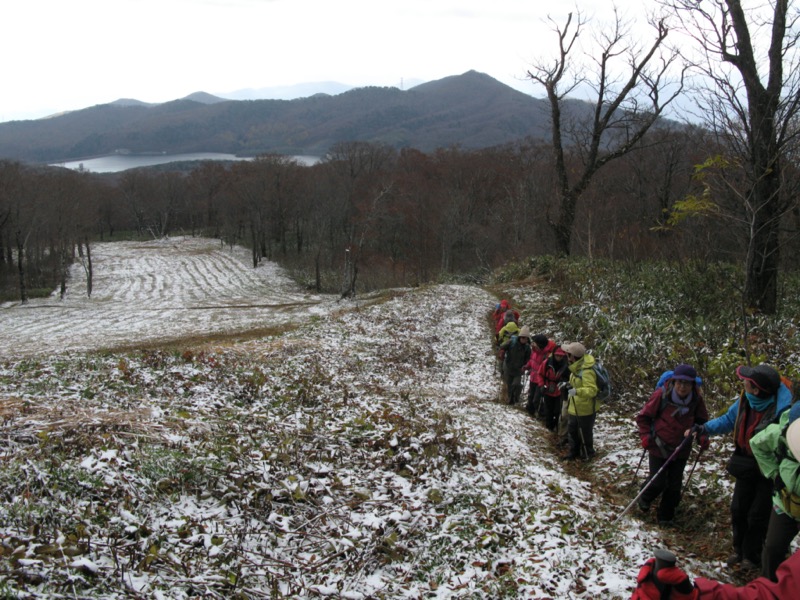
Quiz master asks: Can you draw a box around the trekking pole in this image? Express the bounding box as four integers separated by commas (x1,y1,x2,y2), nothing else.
568,393,588,460
612,434,693,525
629,448,647,489
684,446,704,491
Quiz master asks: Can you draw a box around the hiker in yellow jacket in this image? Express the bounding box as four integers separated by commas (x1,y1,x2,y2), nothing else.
562,341,598,461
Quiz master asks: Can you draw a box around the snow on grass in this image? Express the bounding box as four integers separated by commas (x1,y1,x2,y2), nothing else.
0,238,731,598
0,237,341,358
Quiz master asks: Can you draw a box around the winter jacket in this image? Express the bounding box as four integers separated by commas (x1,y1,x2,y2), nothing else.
636,381,709,460
751,409,800,519
496,322,519,347
539,353,570,397
567,354,598,417
502,335,532,378
704,384,792,456
693,548,800,598
526,339,557,384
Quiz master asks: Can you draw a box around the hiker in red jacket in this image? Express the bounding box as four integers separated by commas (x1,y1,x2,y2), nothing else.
524,334,556,418
631,548,800,599
635,363,709,526
537,347,570,431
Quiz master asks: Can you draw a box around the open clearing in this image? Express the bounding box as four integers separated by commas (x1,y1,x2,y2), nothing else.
0,237,340,358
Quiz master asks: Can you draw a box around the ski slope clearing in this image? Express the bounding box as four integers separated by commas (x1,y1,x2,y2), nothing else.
0,237,341,358
0,239,742,598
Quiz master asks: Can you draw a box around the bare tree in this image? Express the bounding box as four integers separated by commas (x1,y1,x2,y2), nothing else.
664,0,800,314
527,9,686,255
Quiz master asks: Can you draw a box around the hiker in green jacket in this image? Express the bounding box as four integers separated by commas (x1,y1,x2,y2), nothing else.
750,402,800,582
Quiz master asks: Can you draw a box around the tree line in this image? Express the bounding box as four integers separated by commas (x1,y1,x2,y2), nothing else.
0,127,788,300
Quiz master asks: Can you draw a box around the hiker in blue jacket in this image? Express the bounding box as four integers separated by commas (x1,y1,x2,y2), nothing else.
689,364,792,572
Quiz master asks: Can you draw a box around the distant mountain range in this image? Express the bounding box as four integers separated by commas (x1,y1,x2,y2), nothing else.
0,71,574,164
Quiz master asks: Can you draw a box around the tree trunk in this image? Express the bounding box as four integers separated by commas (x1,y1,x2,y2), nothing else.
15,231,27,304
744,174,781,314
85,237,93,298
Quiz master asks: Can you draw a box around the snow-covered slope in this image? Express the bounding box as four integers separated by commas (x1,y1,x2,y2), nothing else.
0,238,736,598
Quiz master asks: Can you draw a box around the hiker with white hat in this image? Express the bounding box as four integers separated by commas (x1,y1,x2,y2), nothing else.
751,401,800,581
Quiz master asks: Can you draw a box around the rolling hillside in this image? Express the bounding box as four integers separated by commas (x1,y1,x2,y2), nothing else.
0,71,566,163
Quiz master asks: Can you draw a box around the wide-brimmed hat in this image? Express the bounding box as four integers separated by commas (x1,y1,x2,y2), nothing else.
736,364,781,397
561,342,585,358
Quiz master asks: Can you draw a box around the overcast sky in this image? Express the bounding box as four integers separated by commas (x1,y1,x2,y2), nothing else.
3,0,655,123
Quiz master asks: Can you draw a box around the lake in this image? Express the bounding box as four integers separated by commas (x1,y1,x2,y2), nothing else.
52,152,320,173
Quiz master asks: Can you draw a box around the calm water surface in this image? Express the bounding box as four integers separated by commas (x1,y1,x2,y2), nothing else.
53,153,320,173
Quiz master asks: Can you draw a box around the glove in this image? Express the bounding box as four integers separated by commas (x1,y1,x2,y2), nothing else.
641,435,650,449
631,558,660,600
691,423,705,435
774,475,786,493
655,566,699,599
698,434,710,450
567,388,577,398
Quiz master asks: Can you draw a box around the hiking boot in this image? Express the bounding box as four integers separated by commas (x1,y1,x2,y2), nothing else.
638,498,651,512
740,558,759,571
726,554,742,567
658,520,675,528
561,453,578,461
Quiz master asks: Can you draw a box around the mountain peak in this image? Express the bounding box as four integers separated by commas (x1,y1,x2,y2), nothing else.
182,92,228,104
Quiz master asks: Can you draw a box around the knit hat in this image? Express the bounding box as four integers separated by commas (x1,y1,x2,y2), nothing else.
518,326,531,339
736,364,781,397
672,364,697,382
561,342,585,358
533,334,548,349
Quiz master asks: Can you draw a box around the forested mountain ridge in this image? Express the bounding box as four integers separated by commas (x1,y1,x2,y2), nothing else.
0,71,561,164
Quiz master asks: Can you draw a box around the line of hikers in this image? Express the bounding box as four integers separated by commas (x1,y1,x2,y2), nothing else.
491,300,800,597
493,300,599,461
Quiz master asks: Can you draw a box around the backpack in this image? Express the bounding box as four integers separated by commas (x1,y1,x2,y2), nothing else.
582,361,611,402
593,362,612,402
776,419,800,519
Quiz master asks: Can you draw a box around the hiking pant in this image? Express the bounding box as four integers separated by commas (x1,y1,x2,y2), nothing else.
762,507,800,581
567,412,596,458
730,474,773,564
526,384,542,416
542,394,560,431
557,394,569,441
505,371,523,405
639,454,688,522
